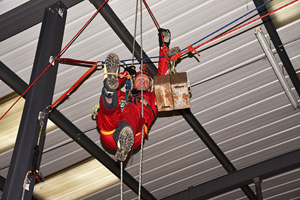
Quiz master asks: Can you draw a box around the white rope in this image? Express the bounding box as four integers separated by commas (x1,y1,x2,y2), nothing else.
138,0,144,199
22,171,31,200
132,0,139,66
120,161,123,200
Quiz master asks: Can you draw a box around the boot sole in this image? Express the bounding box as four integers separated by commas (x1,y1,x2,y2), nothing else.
115,126,134,162
105,53,120,90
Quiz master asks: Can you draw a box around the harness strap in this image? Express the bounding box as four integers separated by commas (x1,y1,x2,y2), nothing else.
130,96,156,122
100,125,148,136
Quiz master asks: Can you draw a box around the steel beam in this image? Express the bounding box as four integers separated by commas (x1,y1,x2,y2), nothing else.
2,2,67,199
89,1,256,199
180,109,256,199
253,0,300,97
254,177,263,200
0,0,83,42
0,61,156,200
162,149,300,200
0,176,5,191
89,0,158,77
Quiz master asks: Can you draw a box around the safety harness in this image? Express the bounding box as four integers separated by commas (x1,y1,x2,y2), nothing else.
130,91,156,122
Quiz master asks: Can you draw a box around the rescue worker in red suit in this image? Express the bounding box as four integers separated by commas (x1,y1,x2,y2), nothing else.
97,28,177,161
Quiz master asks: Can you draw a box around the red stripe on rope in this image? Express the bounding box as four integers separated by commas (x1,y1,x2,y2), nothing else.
142,0,160,29
51,63,97,109
0,0,108,120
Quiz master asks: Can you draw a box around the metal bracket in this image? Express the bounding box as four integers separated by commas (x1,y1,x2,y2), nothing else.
25,176,31,191
58,8,65,18
38,111,46,127
38,106,51,127
49,56,55,66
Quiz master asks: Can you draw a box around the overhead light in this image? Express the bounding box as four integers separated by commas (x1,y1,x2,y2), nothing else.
0,92,57,153
265,0,300,28
33,158,119,200
255,26,299,109
296,68,300,80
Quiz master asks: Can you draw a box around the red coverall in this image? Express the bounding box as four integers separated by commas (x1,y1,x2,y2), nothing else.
96,48,168,150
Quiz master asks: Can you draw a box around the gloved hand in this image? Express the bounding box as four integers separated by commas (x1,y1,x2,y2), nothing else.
125,65,136,76
168,46,180,58
158,28,171,47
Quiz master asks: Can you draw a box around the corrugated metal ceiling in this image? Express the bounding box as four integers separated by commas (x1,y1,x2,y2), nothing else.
1,0,300,199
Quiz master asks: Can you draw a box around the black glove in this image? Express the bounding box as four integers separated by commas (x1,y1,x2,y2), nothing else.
125,65,136,76
158,28,171,47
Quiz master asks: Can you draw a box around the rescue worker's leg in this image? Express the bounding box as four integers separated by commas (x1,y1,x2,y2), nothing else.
100,53,135,161
114,121,134,162
97,53,121,149
114,103,145,161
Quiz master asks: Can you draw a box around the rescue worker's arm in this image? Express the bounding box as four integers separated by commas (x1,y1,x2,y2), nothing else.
157,28,171,76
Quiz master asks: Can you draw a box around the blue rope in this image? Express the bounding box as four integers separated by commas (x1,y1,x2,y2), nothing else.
121,56,160,63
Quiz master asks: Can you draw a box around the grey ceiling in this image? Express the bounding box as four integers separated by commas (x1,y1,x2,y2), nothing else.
1,0,300,199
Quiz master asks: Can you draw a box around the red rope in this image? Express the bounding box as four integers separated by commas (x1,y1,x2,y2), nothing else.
51,62,97,109
0,0,108,120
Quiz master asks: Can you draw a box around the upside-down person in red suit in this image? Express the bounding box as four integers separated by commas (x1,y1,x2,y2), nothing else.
96,28,179,161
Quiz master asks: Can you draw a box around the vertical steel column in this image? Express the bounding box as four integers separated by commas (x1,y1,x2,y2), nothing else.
254,177,263,200
253,0,300,97
0,175,5,191
2,2,67,200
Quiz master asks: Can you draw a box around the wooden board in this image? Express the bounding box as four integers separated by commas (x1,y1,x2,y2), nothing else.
170,73,191,110
154,74,174,111
154,72,190,112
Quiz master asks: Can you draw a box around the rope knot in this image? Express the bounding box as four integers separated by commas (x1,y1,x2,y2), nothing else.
170,52,182,62
162,45,170,63
188,45,200,56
